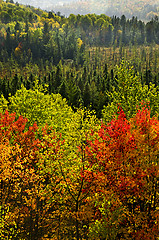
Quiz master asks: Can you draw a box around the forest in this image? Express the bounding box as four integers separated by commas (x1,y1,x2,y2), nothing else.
14,0,159,21
0,0,159,239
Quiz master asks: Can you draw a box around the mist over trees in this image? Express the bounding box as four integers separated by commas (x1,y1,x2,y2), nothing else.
9,0,159,21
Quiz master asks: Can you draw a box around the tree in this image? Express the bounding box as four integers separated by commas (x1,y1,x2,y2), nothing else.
146,21,155,44
83,81,91,107
0,110,65,239
82,105,159,239
6,83,74,135
102,61,159,122
48,108,99,239
80,15,93,31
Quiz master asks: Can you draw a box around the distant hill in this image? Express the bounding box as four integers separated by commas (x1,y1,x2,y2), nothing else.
53,0,159,20
5,0,159,20
9,0,79,11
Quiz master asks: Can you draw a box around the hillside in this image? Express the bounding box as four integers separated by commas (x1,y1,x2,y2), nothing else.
53,0,159,20
15,0,159,20
0,2,159,239
5,0,79,11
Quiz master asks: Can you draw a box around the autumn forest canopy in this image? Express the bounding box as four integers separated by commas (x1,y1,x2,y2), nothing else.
0,0,159,239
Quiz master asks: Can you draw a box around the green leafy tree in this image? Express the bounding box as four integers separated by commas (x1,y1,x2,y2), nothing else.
102,61,159,122
7,82,74,134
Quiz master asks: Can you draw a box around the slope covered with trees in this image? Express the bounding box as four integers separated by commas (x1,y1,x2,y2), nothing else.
4,0,159,21
51,0,159,21
0,1,159,239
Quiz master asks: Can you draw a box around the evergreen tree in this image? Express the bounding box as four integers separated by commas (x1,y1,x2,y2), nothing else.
83,81,91,107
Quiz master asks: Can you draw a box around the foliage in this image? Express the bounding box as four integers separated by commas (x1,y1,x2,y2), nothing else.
102,61,159,122
1,0,159,69
0,104,158,239
7,82,74,132
0,1,159,239
82,105,159,239
0,110,64,239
